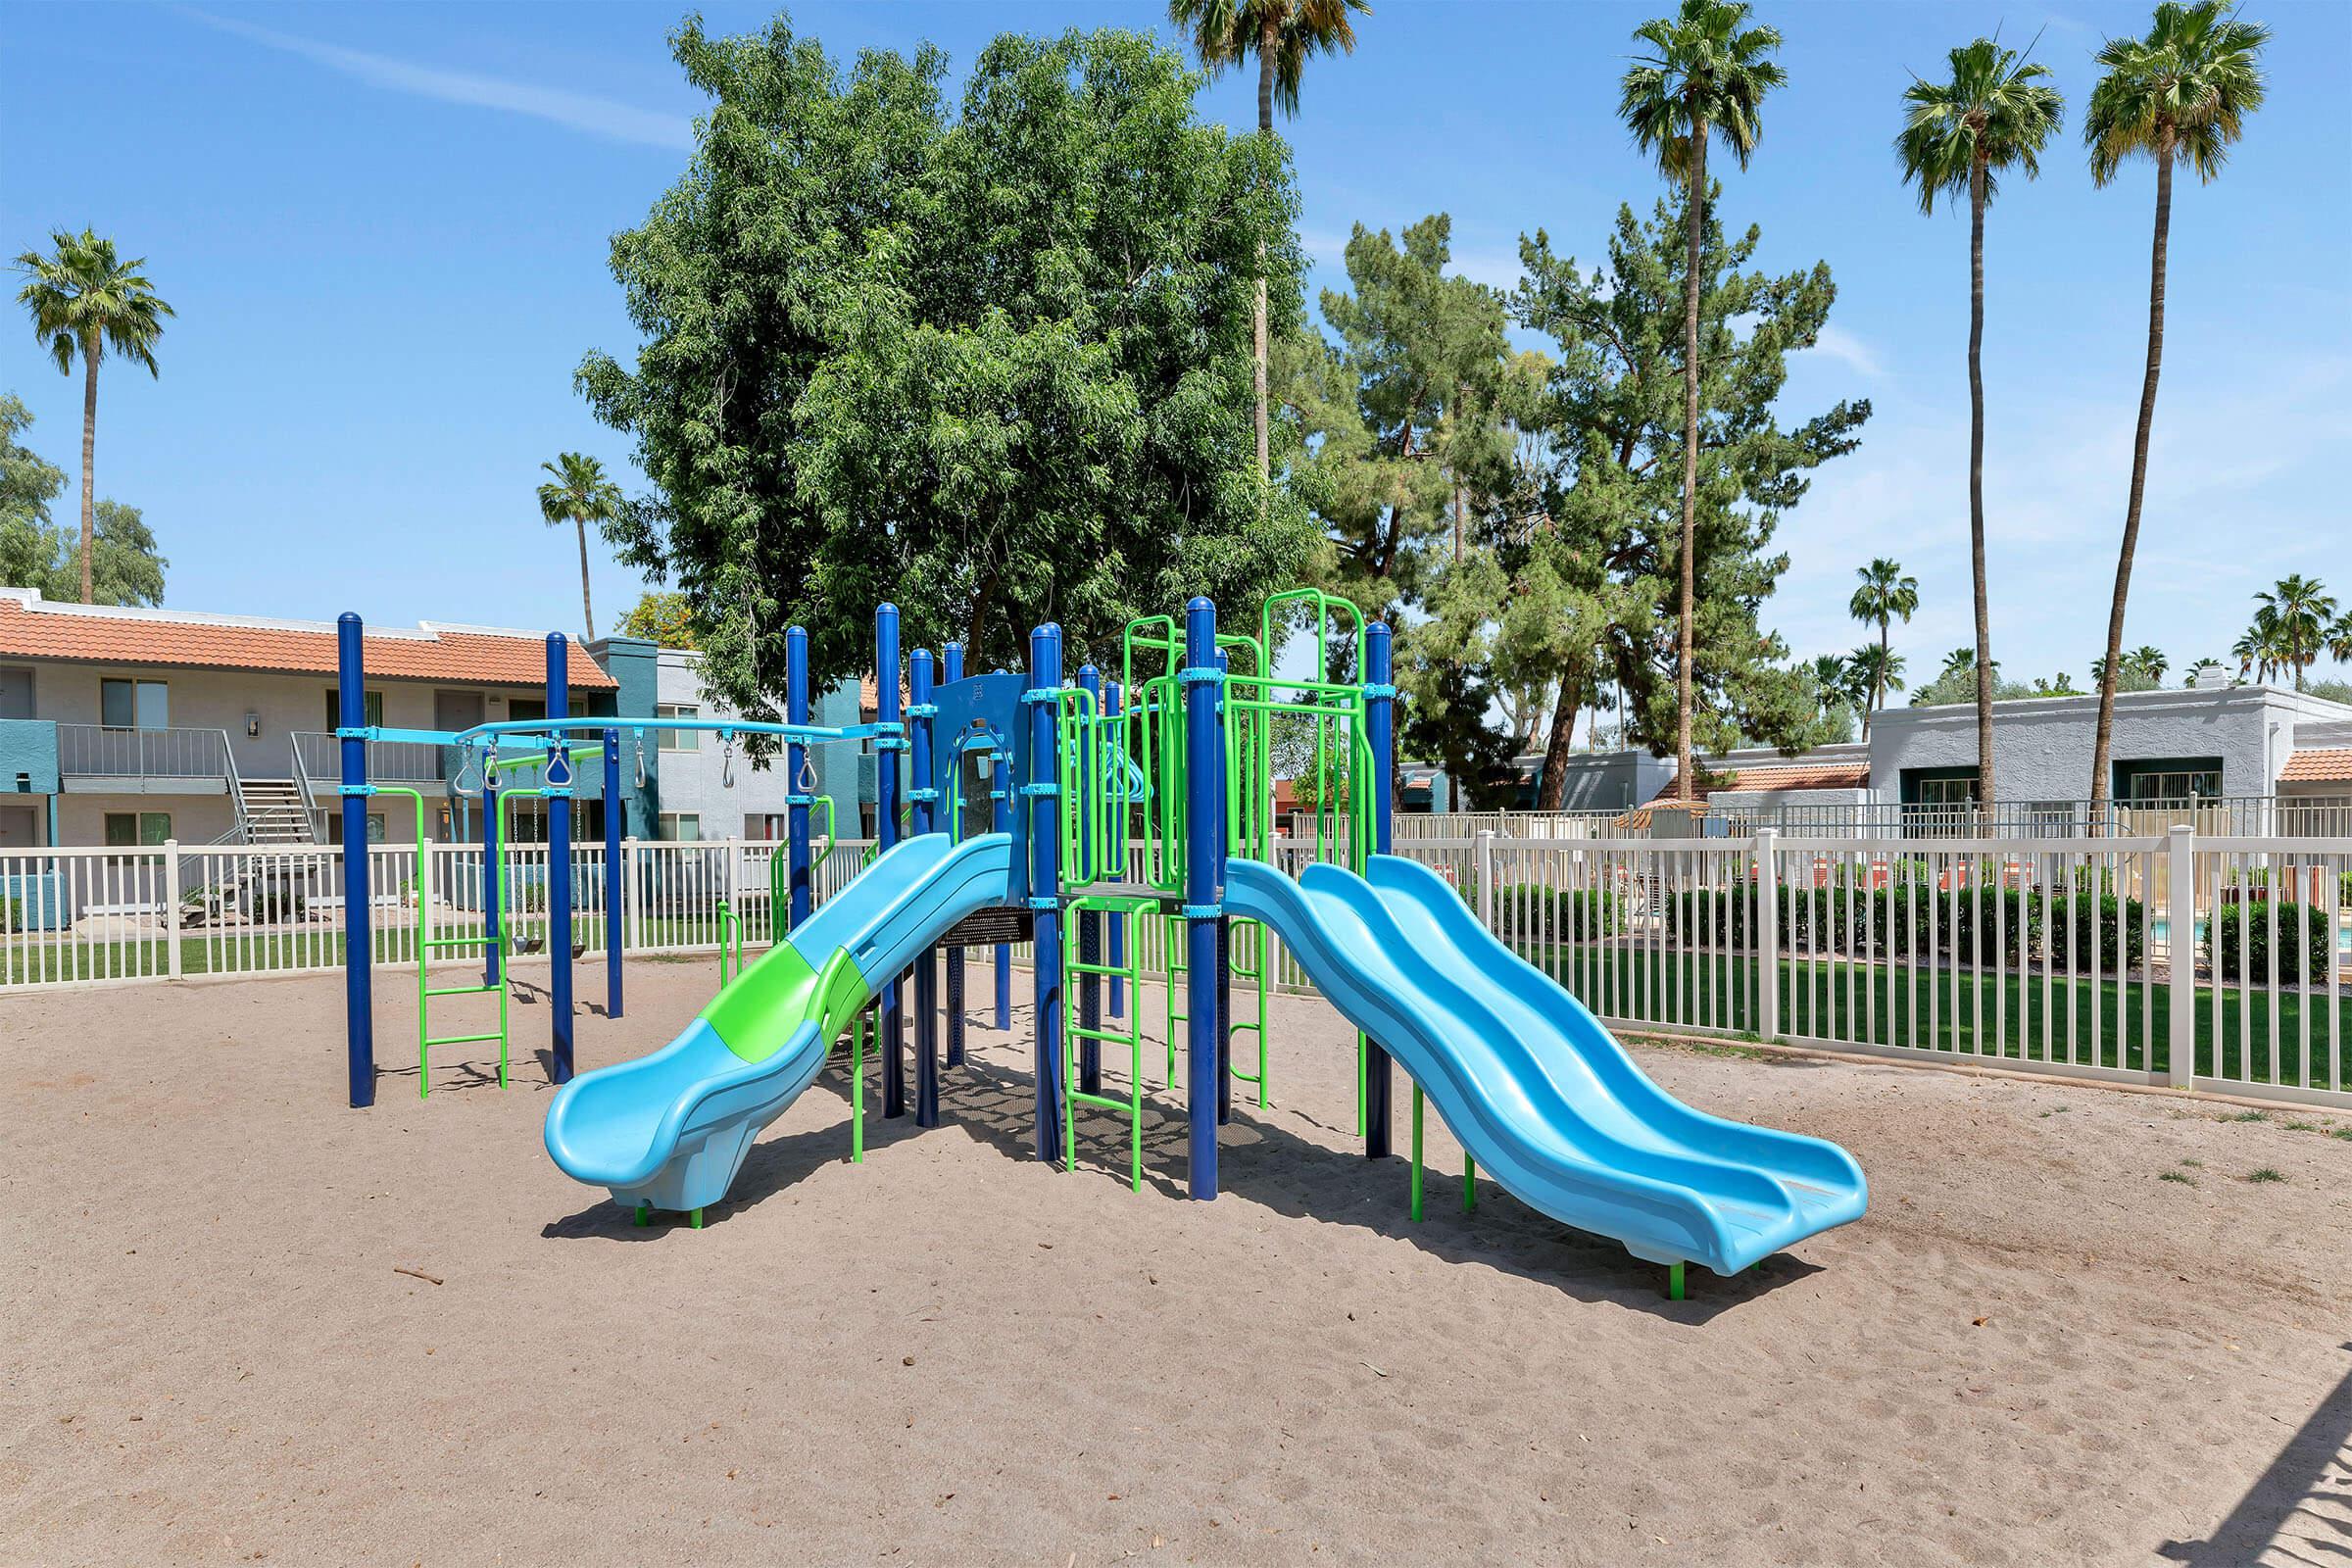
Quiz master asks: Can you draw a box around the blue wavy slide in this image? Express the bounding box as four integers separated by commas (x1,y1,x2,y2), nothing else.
544,832,1015,1213
1225,855,1866,1277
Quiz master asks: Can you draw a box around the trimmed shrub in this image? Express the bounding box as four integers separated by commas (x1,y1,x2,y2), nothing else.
2206,899,2334,985
1494,884,1622,940
2043,893,2146,974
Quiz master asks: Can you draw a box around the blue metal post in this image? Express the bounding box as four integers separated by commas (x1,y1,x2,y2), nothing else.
1104,679,1124,1020
337,613,374,1108
1076,662,1102,1097
546,634,574,1085
786,625,812,931
993,723,1011,1033
1363,621,1396,1157
481,773,500,988
1026,623,1063,1162
942,642,966,1068
875,604,905,1118
910,649,940,1128
1182,598,1222,1199
604,728,622,1019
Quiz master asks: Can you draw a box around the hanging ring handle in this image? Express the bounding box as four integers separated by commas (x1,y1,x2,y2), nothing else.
632,731,647,789
453,747,484,796
795,752,817,794
545,742,573,790
720,729,736,789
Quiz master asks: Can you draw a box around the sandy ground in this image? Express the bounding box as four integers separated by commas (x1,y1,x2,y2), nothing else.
4,956,2352,1567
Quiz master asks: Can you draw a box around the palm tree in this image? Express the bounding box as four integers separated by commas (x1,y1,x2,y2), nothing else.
2082,1,2270,816
2127,644,2169,682
1896,37,2062,809
2252,574,2334,690
1939,646,1977,683
12,229,172,605
1620,0,1786,803
1846,644,1905,725
1168,0,1370,491
1846,557,1919,734
2327,611,2352,669
537,454,625,641
2232,612,2281,685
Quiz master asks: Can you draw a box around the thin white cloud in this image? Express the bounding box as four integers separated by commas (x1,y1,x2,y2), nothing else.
183,8,693,151
1804,323,1888,380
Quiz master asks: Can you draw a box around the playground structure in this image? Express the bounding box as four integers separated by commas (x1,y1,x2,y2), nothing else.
335,591,1866,1294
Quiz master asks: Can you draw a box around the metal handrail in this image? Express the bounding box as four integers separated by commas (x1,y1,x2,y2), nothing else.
221,728,251,842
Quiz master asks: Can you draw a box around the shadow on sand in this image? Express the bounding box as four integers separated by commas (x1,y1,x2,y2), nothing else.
2158,1345,2352,1567
539,1005,1820,1317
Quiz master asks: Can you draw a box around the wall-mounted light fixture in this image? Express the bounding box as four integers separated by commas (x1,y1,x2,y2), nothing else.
245,712,262,738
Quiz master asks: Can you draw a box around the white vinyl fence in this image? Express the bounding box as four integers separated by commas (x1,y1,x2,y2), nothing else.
3,826,2346,1106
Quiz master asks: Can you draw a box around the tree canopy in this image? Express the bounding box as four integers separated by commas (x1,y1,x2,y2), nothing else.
1509,195,1869,796
579,17,1315,716
0,393,164,607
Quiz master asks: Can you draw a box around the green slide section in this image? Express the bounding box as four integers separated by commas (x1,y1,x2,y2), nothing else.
699,937,871,1066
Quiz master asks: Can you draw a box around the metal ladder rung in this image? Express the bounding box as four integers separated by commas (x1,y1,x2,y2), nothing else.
425,983,500,998
424,1030,506,1047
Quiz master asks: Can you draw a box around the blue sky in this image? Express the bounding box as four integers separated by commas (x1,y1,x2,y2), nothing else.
3,0,2346,707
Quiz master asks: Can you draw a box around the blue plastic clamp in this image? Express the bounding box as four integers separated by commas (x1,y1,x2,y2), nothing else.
905,703,940,718
1018,782,1059,798
906,788,939,804
1024,896,1060,911
336,784,377,798
1176,668,1225,687
1360,682,1399,700
1179,903,1223,920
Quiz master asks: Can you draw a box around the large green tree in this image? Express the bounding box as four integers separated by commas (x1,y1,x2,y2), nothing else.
579,20,1313,713
2082,0,2269,815
1896,36,2062,809
1511,199,1868,805
12,229,172,606
1167,0,1369,493
1284,215,1550,806
1618,0,1785,804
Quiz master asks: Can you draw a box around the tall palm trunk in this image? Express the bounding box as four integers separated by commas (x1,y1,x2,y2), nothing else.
574,517,597,641
1250,17,1276,490
2089,136,2173,827
1674,129,1707,803
76,334,99,605
1967,158,1996,822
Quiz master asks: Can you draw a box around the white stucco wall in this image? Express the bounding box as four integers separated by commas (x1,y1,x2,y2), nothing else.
1869,686,2344,804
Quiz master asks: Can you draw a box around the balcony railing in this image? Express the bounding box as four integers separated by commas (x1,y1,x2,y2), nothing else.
57,723,232,780
292,732,451,789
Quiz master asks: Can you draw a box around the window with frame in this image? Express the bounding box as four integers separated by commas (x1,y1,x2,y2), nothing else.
659,811,702,842
658,704,700,752
101,678,170,730
325,810,389,844
508,697,548,724
323,689,385,729
103,810,172,848
2115,758,2223,805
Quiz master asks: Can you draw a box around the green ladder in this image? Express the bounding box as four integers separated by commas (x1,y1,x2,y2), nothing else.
1064,894,1156,1191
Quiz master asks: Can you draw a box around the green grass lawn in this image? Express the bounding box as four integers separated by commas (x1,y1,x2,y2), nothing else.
1520,942,2352,1091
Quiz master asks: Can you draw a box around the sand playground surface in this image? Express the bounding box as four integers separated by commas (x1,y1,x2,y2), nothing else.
5,956,2351,1566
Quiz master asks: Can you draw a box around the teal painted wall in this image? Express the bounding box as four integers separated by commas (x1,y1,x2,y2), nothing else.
0,718,60,796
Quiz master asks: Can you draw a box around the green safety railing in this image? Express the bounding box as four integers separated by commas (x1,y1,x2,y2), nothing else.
372,784,512,1099
1062,892,1158,1190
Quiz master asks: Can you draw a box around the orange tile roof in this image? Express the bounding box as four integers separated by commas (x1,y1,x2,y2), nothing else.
0,595,614,690
1644,760,1870,807
2281,748,2352,784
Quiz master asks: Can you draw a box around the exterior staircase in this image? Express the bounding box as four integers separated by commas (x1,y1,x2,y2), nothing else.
236,779,316,845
